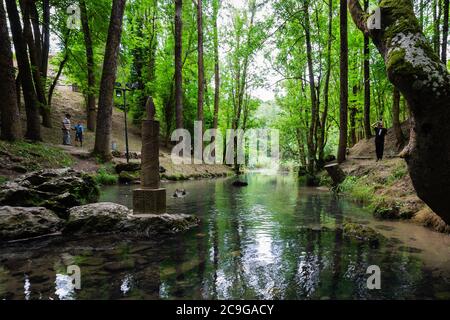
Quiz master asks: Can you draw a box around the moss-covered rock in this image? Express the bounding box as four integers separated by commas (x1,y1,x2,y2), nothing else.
118,171,140,184
0,169,100,218
342,222,386,248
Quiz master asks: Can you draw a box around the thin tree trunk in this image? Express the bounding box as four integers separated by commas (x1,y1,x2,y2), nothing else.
338,0,348,163
303,1,318,175
433,0,441,54
21,0,51,128
392,87,405,150
41,0,50,78
5,0,41,141
442,0,449,64
94,0,127,160
318,0,333,166
363,0,371,139
349,0,450,224
80,0,97,131
0,0,22,141
197,0,204,139
212,0,220,157
175,0,183,129
48,51,69,108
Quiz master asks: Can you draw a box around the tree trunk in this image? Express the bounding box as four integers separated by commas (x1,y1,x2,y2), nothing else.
5,0,41,141
392,87,405,150
80,0,97,132
433,0,441,55
338,0,348,163
325,163,347,187
48,50,69,108
21,0,51,128
304,1,318,175
41,0,50,78
212,0,220,156
174,0,183,129
196,0,204,140
363,0,371,139
349,0,450,224
93,0,127,160
0,0,22,141
318,0,333,167
442,0,449,64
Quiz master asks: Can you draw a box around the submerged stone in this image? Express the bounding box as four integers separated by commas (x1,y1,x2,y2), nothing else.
342,222,386,248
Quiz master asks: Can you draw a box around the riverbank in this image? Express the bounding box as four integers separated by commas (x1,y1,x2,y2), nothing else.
322,125,450,234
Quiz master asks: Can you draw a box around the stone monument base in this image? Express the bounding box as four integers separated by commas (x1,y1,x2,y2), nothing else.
133,188,167,215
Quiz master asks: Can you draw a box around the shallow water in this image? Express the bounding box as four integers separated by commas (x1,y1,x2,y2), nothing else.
2,174,450,300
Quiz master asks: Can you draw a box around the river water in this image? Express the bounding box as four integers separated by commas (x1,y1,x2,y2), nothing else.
1,174,450,300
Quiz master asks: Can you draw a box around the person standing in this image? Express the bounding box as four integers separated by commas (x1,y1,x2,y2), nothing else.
74,121,84,147
372,120,387,161
62,114,72,145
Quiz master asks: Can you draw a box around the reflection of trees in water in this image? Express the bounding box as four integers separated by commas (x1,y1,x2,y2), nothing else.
329,197,343,299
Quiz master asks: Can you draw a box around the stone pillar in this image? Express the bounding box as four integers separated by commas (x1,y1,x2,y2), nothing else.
133,97,167,215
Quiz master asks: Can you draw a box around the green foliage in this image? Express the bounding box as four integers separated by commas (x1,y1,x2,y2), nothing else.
387,163,408,185
338,176,377,204
94,165,118,186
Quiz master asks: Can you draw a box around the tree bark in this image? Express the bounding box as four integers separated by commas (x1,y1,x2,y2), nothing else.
211,0,220,157
318,0,333,167
442,0,449,64
41,0,50,78
338,0,348,163
392,87,405,150
363,0,371,139
80,0,97,131
93,0,127,160
0,0,22,141
21,0,51,128
175,0,183,129
5,0,41,141
349,0,450,224
196,0,204,139
303,1,318,175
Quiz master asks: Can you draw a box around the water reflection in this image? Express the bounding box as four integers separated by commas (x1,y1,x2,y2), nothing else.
1,174,450,300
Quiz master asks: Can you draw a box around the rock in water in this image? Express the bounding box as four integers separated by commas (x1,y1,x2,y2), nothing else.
0,206,64,241
0,168,99,218
64,203,199,237
232,181,248,187
115,162,141,174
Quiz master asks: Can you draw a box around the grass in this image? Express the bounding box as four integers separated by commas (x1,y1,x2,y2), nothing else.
0,140,74,171
387,163,408,185
94,164,118,186
338,176,378,204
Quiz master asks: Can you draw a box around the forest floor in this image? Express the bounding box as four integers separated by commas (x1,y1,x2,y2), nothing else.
0,85,232,182
337,122,449,233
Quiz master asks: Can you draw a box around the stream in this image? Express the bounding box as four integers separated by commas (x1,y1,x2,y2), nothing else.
1,173,450,300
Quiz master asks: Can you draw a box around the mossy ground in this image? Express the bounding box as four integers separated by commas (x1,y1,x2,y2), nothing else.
0,140,74,182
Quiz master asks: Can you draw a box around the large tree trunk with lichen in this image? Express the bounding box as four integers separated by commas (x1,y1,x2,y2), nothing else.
348,0,450,224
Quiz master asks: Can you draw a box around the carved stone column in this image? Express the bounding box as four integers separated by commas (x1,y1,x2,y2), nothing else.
133,97,167,215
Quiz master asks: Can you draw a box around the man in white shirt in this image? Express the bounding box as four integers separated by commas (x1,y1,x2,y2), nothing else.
62,114,72,145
